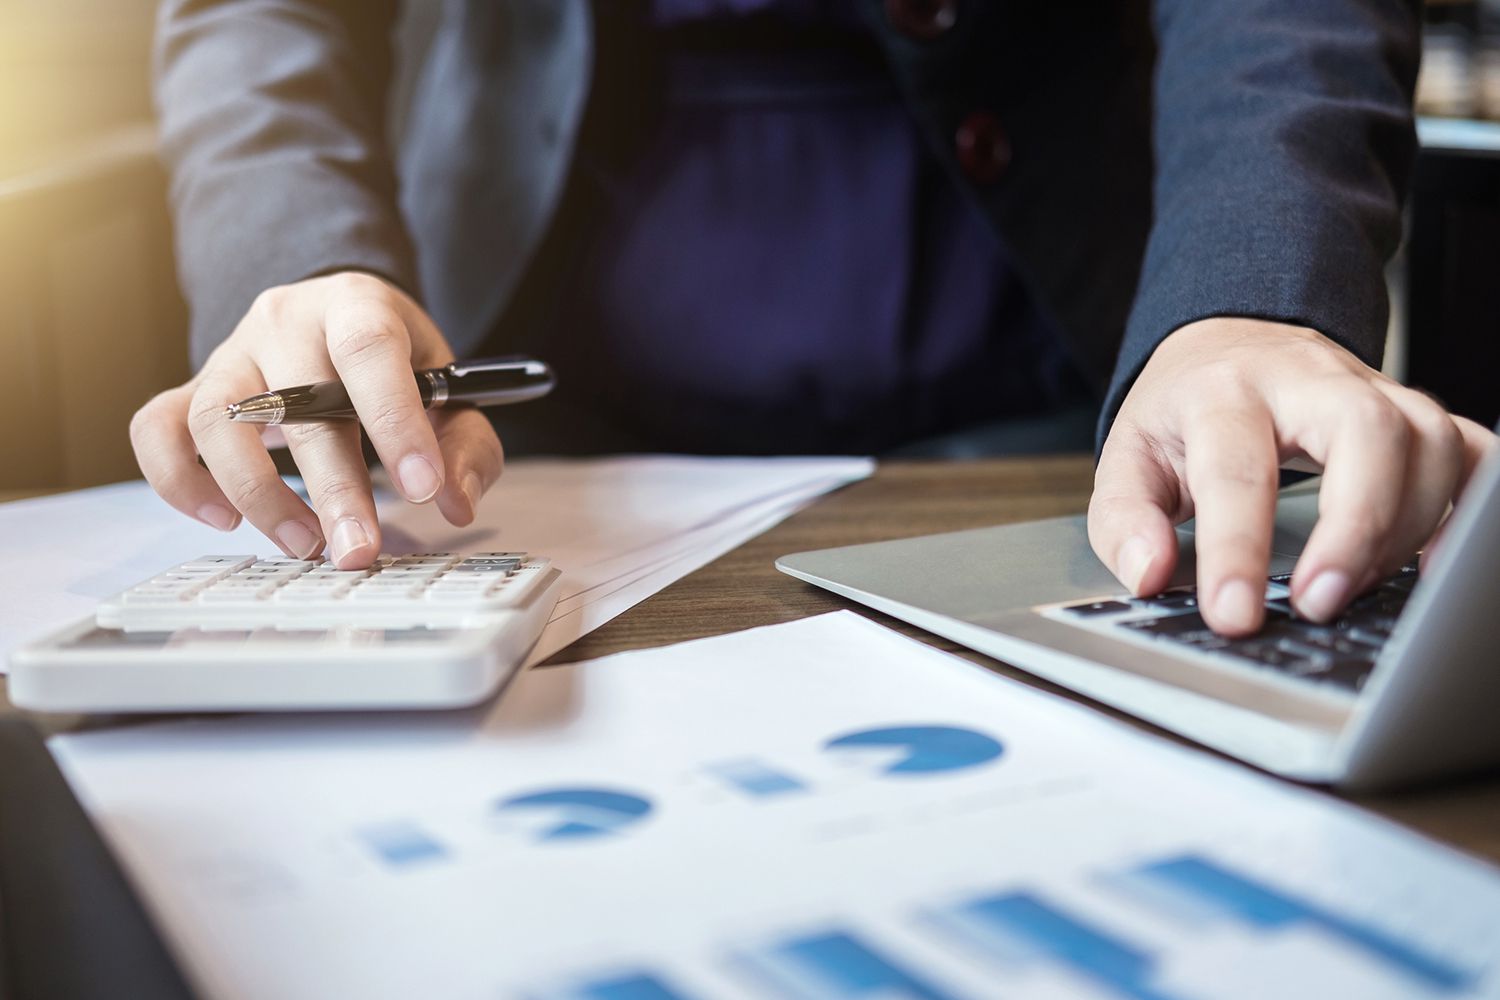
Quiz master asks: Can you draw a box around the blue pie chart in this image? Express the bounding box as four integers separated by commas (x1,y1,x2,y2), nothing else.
495,787,653,842
824,725,1004,776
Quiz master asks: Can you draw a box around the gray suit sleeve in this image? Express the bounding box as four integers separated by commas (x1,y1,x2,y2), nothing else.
1101,0,1421,439
154,0,417,368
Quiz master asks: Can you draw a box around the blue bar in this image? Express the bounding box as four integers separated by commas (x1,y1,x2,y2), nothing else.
1131,856,1473,994
707,759,807,798
541,971,694,1000
737,929,959,999
932,892,1185,1000
358,821,448,868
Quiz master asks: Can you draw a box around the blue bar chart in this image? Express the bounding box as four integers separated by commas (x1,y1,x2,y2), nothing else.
926,891,1184,1000
734,929,959,1000
1108,855,1474,994
535,970,693,1000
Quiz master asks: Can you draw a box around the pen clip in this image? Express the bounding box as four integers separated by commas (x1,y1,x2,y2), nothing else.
445,356,551,379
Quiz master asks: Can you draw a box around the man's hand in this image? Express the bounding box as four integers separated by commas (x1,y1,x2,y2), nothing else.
1089,318,1497,637
130,272,504,569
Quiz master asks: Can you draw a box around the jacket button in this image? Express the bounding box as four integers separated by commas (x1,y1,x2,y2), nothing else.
885,0,958,41
955,111,1011,185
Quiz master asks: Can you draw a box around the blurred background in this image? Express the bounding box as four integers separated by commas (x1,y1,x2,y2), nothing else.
0,0,1496,495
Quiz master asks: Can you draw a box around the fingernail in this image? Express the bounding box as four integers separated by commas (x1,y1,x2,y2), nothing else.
275,520,323,559
462,472,482,515
197,503,240,532
330,517,372,566
1213,579,1260,633
1118,535,1154,594
1298,569,1352,623
396,454,441,503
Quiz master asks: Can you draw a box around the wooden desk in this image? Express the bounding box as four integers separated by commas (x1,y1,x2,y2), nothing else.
5,459,1498,864
547,457,1500,865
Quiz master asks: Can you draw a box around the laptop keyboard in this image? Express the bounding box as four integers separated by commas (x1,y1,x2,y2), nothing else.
1057,566,1419,695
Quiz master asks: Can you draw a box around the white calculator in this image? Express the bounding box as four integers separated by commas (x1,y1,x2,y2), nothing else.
9,552,563,713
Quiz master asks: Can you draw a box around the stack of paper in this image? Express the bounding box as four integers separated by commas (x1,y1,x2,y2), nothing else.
0,456,873,664
54,613,1500,1000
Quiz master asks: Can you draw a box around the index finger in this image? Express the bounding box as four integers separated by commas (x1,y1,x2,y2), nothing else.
322,287,446,505
1089,425,1183,599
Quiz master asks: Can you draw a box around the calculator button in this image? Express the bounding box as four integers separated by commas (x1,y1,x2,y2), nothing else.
349,586,422,602
180,556,257,571
200,586,275,602
121,590,194,605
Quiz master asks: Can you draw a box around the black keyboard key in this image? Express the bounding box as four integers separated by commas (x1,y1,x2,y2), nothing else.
1341,625,1391,648
1218,641,1302,670
1272,638,1336,672
1063,599,1134,617
1319,660,1376,693
1291,628,1380,659
1385,574,1418,595
1346,589,1409,619
1121,611,1214,638
1137,591,1199,612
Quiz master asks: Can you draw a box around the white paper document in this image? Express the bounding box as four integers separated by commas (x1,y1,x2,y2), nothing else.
0,456,873,665
53,613,1500,1000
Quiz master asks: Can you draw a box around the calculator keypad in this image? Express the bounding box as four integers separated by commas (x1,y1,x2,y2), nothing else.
97,553,549,630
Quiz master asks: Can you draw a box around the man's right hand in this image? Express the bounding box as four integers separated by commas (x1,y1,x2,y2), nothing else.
130,272,505,568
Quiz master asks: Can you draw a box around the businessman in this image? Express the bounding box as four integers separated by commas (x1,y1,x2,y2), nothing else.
130,0,1496,637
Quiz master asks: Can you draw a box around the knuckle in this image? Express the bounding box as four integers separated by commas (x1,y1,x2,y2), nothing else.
327,271,390,300
362,401,414,442
250,284,293,326
1193,361,1257,400
313,474,370,513
1348,393,1407,445
279,422,342,450
128,396,164,448
328,311,402,366
223,472,279,513
1338,507,1396,544
1200,454,1277,493
187,392,229,436
1201,529,1269,570
153,464,202,503
1408,399,1462,456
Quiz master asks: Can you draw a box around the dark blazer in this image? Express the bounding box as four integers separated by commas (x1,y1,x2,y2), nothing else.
155,0,1421,440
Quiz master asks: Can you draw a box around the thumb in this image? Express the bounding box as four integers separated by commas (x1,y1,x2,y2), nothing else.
431,407,505,527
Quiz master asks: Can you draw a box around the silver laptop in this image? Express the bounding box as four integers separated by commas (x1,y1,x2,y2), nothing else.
777,446,1500,790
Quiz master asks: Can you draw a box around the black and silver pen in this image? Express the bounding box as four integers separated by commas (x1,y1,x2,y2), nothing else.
224,356,555,425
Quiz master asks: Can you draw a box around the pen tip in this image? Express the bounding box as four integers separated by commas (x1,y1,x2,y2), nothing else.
224,404,241,420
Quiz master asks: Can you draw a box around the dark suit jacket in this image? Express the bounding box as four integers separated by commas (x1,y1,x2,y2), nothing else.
155,0,1420,442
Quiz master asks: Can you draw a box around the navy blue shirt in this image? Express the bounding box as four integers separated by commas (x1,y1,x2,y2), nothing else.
541,1,1078,454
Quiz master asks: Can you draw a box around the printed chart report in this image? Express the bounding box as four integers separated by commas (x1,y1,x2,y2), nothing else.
53,613,1500,1000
